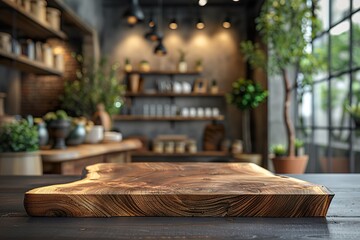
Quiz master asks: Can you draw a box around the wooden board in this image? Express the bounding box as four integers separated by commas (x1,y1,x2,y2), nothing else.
24,163,334,217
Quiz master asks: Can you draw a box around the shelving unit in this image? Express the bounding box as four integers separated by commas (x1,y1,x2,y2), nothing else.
113,115,225,121
132,151,229,157
126,70,201,76
125,92,225,97
0,49,63,75
0,0,67,40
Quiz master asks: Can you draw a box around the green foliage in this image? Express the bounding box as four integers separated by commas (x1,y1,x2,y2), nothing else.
43,110,70,122
0,120,39,152
227,79,268,110
178,49,186,62
60,55,125,118
346,104,360,119
271,144,287,156
196,59,203,66
295,139,304,149
241,0,322,77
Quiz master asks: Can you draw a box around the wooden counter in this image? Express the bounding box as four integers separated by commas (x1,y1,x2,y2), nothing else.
40,139,142,175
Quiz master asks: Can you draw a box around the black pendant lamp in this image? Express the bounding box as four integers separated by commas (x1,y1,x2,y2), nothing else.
153,0,167,56
145,25,160,42
123,0,145,26
154,37,167,56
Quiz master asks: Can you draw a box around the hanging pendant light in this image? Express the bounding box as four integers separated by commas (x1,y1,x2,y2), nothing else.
148,11,156,28
153,0,167,56
222,16,231,29
169,18,178,30
154,37,167,56
145,25,160,42
196,18,205,30
123,0,145,26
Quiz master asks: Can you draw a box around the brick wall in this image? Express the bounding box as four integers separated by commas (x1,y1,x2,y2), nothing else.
21,39,80,117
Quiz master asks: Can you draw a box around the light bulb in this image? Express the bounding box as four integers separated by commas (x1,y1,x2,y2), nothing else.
198,0,207,6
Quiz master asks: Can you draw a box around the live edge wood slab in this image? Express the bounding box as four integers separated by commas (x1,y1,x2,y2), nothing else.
24,162,334,217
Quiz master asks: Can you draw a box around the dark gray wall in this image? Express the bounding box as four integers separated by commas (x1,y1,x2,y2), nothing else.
100,5,248,149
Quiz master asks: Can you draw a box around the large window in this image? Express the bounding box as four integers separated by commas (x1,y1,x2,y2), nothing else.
296,0,360,173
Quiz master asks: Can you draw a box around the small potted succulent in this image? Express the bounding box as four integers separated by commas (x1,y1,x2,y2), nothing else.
139,60,151,72
271,142,308,174
124,58,132,72
195,59,203,72
44,110,71,149
0,119,42,175
178,49,187,73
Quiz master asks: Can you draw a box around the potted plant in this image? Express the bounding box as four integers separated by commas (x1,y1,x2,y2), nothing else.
178,49,187,73
227,78,268,153
139,60,151,72
0,119,42,175
124,57,132,72
241,0,322,173
195,59,203,72
44,110,71,149
60,55,125,119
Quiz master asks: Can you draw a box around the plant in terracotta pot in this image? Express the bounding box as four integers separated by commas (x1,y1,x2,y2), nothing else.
44,110,71,149
0,119,42,175
227,78,268,153
241,0,323,173
139,60,151,72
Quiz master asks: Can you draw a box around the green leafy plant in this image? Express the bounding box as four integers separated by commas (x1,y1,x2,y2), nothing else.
227,79,268,110
227,79,267,153
196,59,202,66
178,49,186,62
43,110,70,122
0,120,39,152
295,139,304,149
60,55,125,118
271,144,286,157
241,0,322,157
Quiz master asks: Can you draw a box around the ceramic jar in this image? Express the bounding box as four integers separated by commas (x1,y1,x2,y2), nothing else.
153,141,164,153
231,140,243,154
21,39,35,60
31,0,47,24
54,53,64,71
46,7,61,30
85,125,104,144
0,33,12,53
178,61,187,73
37,121,49,146
187,140,197,153
66,123,86,146
175,141,186,154
164,141,175,154
42,43,53,67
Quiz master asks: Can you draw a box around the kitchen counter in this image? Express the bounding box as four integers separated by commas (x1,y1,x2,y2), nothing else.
0,174,359,239
40,139,142,175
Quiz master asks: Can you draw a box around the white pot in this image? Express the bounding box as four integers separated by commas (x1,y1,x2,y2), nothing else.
0,151,42,175
85,125,104,144
178,61,187,73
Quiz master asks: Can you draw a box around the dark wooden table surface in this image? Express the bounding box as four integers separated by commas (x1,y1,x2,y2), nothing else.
1,174,360,239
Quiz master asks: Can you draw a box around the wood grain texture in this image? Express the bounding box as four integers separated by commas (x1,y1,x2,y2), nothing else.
24,163,334,217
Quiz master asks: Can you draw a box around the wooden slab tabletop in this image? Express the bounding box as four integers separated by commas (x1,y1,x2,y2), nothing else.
24,162,333,217
40,139,142,162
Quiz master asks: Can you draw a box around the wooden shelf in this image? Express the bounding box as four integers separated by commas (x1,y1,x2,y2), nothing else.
113,115,225,121
0,50,63,76
125,92,225,97
0,0,67,40
47,0,93,37
132,151,229,157
125,70,201,75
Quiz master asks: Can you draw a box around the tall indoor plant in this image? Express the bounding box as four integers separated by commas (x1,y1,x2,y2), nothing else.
227,78,268,153
241,0,322,173
60,54,125,118
0,120,42,175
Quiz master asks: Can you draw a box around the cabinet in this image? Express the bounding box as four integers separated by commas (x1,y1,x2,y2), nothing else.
114,70,227,160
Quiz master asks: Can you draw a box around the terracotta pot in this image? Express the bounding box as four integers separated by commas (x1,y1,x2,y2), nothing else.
319,157,349,173
272,155,309,174
0,151,42,175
